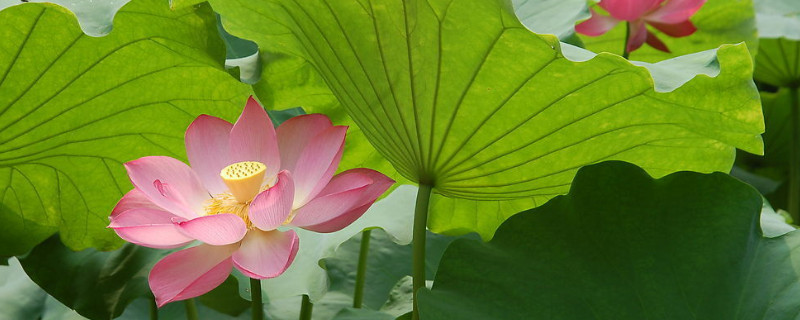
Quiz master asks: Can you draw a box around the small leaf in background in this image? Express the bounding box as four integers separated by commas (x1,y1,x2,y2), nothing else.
0,259,47,320
418,161,800,319
579,0,759,62
761,200,795,237
0,0,251,256
232,185,417,310
198,276,251,317
332,308,396,320
263,228,463,320
736,89,793,184
753,0,800,87
211,0,764,239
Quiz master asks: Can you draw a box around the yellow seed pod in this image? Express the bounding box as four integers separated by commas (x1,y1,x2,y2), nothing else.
220,161,266,203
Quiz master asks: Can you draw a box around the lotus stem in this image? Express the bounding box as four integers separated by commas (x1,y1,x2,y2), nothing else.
299,294,313,320
184,299,198,320
412,184,433,320
251,278,264,320
622,21,630,59
790,86,800,222
353,229,372,308
149,295,158,320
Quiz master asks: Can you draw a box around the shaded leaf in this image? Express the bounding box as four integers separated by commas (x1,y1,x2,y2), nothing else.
418,161,800,319
18,236,168,320
198,276,250,317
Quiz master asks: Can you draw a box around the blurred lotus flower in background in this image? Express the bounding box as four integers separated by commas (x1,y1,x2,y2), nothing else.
108,97,394,307
575,0,707,53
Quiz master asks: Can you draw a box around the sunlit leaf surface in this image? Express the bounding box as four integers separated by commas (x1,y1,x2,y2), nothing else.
0,0,251,255
211,0,763,238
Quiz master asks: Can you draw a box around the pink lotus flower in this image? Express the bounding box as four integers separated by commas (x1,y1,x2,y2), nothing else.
108,97,394,307
575,0,706,53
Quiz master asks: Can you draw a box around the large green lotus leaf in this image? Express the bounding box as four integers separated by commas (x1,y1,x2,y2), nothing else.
0,0,251,255
580,0,758,62
251,52,410,189
753,0,800,87
213,0,762,199
418,161,800,319
210,0,763,238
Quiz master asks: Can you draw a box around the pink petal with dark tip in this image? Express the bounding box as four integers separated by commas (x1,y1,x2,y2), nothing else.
626,20,649,53
648,20,697,38
645,30,671,52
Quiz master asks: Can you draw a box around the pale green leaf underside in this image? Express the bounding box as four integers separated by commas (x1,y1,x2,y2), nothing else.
512,0,589,40
581,0,758,63
0,0,250,255
754,0,800,88
755,0,800,40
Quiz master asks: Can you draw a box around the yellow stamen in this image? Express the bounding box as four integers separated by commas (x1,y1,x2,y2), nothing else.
204,193,253,228
220,161,266,203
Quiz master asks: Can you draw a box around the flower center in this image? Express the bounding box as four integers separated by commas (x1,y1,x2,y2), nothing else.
220,161,266,203
204,194,253,229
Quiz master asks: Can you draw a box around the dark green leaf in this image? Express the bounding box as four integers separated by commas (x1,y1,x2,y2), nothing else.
18,235,168,320
418,161,800,319
198,276,250,317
